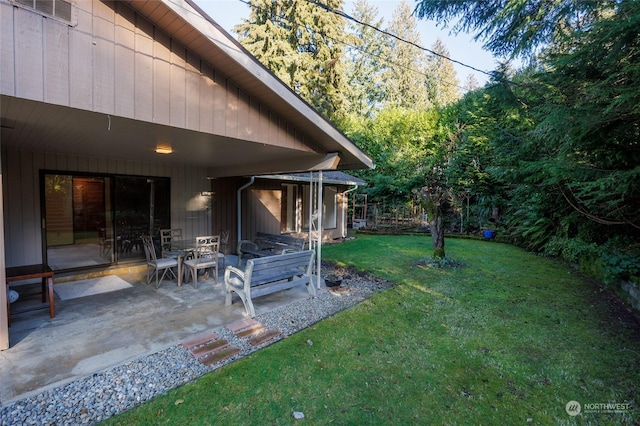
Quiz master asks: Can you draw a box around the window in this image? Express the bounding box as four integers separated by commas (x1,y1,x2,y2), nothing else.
301,185,337,230
323,186,338,229
281,184,298,233
43,172,170,271
13,0,75,24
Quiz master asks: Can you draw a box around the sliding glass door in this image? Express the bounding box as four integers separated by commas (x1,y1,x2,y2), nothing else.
43,172,170,271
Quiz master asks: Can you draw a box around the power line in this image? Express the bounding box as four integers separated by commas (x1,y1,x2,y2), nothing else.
303,0,495,79
234,0,471,92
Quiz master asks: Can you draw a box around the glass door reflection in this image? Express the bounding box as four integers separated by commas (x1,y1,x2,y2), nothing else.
44,174,112,270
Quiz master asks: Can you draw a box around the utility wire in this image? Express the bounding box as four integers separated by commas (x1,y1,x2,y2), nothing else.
235,0,471,91
303,0,496,79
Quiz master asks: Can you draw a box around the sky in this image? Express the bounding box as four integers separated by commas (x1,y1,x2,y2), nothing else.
194,0,506,87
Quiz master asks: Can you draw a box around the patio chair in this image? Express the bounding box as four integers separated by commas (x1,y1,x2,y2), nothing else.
160,228,183,258
98,227,113,259
141,235,178,289
182,235,224,288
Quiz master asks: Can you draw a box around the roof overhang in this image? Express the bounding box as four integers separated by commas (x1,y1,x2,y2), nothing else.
123,0,374,172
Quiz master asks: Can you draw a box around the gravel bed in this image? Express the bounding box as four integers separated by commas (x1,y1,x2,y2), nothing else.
1,264,393,425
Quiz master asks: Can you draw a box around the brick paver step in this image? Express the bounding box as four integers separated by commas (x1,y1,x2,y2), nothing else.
227,318,259,333
189,338,231,358
180,330,241,366
199,346,242,366
180,332,219,349
235,323,266,338
228,318,281,346
248,328,281,346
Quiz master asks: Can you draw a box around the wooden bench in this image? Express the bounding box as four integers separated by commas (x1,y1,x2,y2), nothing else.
224,250,316,317
237,232,305,266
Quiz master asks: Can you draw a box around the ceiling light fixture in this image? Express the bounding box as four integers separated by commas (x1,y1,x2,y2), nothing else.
155,144,173,154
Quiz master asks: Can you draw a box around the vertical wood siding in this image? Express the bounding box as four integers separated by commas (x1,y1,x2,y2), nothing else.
0,0,310,151
0,2,15,94
209,177,242,253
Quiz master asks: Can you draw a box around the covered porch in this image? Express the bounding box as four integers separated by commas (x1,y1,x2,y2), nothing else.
1,259,323,405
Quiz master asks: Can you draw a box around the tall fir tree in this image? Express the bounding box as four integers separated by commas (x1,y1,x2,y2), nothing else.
425,38,461,107
343,0,387,117
463,74,480,92
234,0,348,120
383,0,431,110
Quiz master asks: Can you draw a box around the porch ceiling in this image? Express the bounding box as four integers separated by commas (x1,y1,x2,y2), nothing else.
0,96,341,177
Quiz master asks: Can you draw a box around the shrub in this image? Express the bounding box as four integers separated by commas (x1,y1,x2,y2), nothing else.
599,237,640,285
543,236,598,263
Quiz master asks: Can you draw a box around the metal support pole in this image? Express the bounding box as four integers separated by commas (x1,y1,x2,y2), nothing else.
316,171,323,288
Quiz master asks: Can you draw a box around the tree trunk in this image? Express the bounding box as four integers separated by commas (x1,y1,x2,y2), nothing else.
431,211,445,258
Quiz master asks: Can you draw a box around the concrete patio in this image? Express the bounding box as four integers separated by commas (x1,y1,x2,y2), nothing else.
1,257,317,406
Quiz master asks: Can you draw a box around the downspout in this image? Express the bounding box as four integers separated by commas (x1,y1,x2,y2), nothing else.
237,177,255,245
341,185,358,239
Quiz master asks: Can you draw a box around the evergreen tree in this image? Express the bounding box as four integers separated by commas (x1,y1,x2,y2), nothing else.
531,1,640,230
414,0,618,59
463,74,480,92
234,0,348,120
343,0,387,117
383,0,431,110
425,38,461,106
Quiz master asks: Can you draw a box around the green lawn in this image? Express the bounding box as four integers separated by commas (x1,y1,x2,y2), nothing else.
104,235,639,425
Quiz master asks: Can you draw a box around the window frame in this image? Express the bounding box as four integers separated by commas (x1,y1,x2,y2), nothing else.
41,170,171,271
301,184,338,231
280,183,299,234
12,0,77,26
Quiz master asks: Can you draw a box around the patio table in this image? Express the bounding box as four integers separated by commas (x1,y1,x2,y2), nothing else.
170,240,197,286
6,264,55,327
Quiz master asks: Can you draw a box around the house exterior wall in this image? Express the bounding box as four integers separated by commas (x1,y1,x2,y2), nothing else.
1,149,214,268
208,176,243,254
0,0,309,151
237,179,348,244
0,0,368,350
